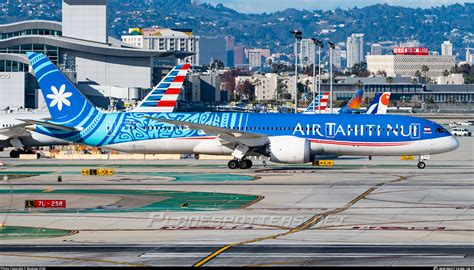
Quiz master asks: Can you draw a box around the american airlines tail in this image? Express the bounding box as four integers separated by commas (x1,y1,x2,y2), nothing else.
302,92,329,114
133,64,191,112
26,52,101,129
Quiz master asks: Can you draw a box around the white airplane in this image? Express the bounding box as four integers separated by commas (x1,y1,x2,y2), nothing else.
0,111,68,157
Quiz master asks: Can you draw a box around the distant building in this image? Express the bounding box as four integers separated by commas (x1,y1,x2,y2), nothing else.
436,73,464,84
248,50,262,68
253,73,278,101
245,48,270,59
370,43,382,55
346,33,364,68
225,35,235,68
121,27,199,65
62,0,108,43
0,0,191,110
300,38,316,66
366,54,456,78
199,36,227,66
441,41,453,56
188,71,222,103
340,50,347,68
234,45,245,66
245,48,270,68
333,46,342,69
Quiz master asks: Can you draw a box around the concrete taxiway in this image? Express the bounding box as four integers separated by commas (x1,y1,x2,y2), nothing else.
0,136,472,266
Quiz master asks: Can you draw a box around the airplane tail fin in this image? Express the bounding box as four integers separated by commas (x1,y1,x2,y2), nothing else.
366,92,391,114
26,52,100,127
366,93,382,114
302,91,329,113
133,64,191,112
317,91,329,111
345,89,364,110
376,92,391,114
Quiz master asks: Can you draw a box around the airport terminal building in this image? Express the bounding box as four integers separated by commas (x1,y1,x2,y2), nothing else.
0,0,192,110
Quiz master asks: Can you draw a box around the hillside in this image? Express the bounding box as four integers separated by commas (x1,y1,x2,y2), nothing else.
1,0,472,55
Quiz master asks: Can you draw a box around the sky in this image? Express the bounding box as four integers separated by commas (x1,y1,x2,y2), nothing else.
203,0,474,13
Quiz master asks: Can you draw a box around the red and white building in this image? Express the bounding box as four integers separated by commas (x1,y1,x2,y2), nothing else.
367,47,455,78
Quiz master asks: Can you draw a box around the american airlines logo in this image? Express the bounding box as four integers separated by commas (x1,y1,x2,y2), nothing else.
293,123,421,138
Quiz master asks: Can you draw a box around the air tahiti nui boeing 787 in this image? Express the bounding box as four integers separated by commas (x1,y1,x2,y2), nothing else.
24,52,459,169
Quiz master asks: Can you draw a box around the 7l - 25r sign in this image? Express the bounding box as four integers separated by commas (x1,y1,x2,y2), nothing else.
25,200,66,208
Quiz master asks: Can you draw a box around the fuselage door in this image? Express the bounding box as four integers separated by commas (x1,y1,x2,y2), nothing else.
410,123,420,139
106,121,116,137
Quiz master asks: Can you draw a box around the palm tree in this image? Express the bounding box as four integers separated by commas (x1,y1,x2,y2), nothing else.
421,65,429,83
386,76,394,90
415,70,421,78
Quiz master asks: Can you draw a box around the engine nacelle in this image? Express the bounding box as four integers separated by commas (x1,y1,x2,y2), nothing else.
268,136,311,164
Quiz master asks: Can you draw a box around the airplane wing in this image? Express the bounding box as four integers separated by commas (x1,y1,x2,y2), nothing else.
144,116,268,147
0,123,31,140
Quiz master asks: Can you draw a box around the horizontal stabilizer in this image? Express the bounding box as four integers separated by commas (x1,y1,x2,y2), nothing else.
17,119,82,132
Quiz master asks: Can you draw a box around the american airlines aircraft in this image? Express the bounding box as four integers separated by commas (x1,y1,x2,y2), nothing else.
0,61,191,157
24,52,459,169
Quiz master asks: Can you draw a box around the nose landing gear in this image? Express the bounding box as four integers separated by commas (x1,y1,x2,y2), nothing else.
417,155,430,169
417,161,426,169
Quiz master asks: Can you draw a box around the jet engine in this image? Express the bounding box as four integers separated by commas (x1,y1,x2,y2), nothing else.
268,136,312,164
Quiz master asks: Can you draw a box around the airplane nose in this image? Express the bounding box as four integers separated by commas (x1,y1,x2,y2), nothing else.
450,135,460,151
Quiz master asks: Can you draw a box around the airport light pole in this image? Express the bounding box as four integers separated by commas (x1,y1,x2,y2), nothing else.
311,38,323,113
328,41,335,114
290,30,302,113
310,38,316,112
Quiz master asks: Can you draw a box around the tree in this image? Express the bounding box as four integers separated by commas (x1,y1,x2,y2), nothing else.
421,65,430,83
220,68,251,101
415,70,421,78
297,82,305,101
271,63,293,73
351,62,369,77
442,69,450,77
236,80,255,101
385,76,394,84
376,70,387,77
275,80,287,100
210,59,224,70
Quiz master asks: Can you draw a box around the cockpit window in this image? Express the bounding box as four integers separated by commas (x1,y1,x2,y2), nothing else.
436,127,449,134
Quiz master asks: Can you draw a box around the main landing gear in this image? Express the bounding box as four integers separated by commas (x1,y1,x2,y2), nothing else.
9,149,36,158
228,159,253,169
